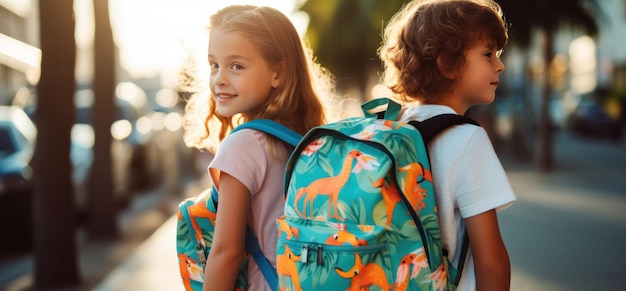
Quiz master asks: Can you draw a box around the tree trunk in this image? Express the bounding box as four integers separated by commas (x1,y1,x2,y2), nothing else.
538,29,555,171
89,0,118,239
34,0,80,287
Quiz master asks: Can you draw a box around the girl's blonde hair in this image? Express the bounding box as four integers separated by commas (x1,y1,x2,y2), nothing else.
378,0,508,104
182,5,337,152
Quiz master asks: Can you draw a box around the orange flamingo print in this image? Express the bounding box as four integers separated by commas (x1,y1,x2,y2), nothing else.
398,163,433,211
430,264,448,291
351,121,404,140
302,138,325,156
277,245,303,291
277,219,300,239
178,253,204,289
371,177,402,226
393,248,428,291
294,150,364,220
335,253,390,291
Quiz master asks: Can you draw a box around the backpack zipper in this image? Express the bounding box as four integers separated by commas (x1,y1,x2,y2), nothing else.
180,201,208,269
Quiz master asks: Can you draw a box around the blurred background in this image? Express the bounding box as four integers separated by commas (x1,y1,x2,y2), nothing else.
0,0,625,290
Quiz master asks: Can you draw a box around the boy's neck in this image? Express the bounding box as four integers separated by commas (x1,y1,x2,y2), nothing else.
426,95,469,115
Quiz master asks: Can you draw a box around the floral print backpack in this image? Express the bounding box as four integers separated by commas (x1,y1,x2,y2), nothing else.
276,98,476,291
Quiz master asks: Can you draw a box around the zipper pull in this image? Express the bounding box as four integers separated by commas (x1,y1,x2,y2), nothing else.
196,243,207,268
316,245,323,265
300,245,309,263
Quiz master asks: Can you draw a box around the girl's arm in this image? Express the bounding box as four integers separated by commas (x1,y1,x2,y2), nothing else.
202,172,251,291
464,209,511,291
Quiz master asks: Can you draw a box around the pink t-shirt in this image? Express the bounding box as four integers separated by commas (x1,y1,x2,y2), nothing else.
208,128,288,291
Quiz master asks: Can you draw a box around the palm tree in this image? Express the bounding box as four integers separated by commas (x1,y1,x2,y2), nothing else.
89,0,118,239
498,0,599,171
34,0,80,287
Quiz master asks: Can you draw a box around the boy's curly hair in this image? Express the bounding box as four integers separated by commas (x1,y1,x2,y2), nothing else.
378,0,508,103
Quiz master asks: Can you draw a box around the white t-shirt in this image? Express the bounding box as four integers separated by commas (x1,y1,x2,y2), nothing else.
400,105,516,291
209,129,288,291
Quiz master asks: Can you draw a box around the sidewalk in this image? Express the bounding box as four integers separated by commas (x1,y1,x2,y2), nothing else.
0,172,210,291
92,215,181,291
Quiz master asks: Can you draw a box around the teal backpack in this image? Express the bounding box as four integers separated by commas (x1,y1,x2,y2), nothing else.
276,98,476,291
176,119,301,291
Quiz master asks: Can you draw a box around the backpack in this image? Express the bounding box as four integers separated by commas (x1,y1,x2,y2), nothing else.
176,119,302,291
275,98,477,291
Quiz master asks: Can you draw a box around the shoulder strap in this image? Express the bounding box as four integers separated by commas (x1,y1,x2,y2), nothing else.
405,114,477,285
232,119,302,147
245,227,278,290
408,114,479,144
210,186,278,290
211,119,299,290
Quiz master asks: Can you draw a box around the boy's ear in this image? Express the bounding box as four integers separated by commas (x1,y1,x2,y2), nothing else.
271,62,284,88
437,56,456,80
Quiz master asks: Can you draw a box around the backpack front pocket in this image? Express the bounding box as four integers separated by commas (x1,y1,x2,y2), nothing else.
276,216,393,291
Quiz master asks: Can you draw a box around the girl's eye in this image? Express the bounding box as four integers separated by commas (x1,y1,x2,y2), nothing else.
209,62,218,70
231,63,243,70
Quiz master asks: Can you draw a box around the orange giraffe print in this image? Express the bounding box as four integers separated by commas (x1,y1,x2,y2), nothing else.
178,253,204,289
393,249,428,291
371,177,402,226
277,245,303,291
335,253,390,291
294,150,363,220
398,163,433,211
277,219,300,239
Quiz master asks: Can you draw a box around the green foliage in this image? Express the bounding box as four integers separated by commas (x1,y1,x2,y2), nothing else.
298,0,407,92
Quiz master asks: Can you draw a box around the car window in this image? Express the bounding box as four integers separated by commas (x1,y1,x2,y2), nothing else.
0,127,17,156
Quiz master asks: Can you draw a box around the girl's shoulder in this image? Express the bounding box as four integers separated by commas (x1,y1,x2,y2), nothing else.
218,129,270,154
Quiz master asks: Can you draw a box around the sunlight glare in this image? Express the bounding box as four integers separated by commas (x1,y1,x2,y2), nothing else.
108,0,302,84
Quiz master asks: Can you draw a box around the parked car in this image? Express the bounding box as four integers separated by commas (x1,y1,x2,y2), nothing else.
76,84,160,193
0,106,36,250
10,84,160,216
569,96,623,142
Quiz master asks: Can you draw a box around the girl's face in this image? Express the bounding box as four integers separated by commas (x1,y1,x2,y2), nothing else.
208,28,281,117
452,39,505,112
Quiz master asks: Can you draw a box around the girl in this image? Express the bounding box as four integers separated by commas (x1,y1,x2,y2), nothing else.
182,5,335,291
378,0,517,290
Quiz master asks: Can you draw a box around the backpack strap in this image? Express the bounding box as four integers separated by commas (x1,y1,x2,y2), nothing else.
232,119,301,147
409,114,479,144
406,114,478,285
245,227,278,290
453,234,470,285
210,188,278,290
212,119,301,290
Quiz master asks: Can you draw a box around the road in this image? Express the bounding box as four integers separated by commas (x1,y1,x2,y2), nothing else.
500,131,626,291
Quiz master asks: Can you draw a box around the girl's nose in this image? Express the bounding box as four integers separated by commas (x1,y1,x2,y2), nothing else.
213,69,227,86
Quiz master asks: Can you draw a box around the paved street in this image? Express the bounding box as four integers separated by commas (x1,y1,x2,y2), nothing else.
501,132,626,291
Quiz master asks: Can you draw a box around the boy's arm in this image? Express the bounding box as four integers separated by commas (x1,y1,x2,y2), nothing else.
202,172,250,291
464,209,511,291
